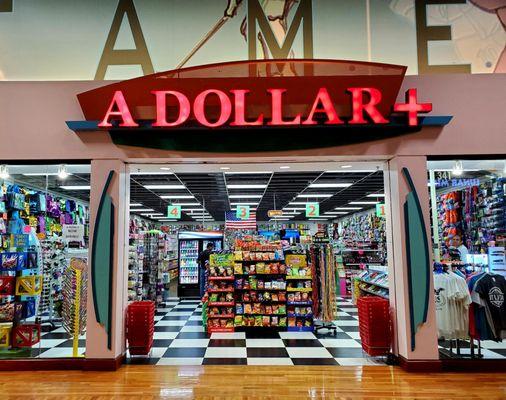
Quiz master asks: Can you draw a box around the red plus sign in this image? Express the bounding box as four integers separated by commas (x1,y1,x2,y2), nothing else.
393,88,432,126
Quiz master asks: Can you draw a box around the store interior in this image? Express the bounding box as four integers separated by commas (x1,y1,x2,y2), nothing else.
428,160,506,361
0,159,503,365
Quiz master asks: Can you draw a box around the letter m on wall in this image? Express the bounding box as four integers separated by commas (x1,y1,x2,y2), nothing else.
247,0,313,60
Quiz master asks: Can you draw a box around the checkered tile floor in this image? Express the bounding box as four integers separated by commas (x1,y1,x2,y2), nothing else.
27,325,86,358
126,297,387,366
438,339,506,360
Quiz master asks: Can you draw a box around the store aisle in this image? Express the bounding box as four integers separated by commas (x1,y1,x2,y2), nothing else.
126,297,387,366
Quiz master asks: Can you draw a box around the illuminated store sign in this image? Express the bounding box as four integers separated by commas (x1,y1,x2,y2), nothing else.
97,87,432,129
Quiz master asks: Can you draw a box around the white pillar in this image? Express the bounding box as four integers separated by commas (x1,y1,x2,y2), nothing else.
385,156,439,363
86,160,129,363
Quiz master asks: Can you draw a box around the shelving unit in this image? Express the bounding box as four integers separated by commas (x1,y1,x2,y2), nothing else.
285,254,314,332
206,253,236,333
355,269,389,300
233,247,288,330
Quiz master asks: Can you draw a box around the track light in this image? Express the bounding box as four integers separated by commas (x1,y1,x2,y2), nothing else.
57,164,69,179
452,160,463,176
0,165,9,180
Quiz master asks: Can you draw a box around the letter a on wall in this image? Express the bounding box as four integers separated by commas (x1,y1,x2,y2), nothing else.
95,0,154,80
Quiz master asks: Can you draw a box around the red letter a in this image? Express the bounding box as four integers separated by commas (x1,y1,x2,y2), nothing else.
98,90,138,127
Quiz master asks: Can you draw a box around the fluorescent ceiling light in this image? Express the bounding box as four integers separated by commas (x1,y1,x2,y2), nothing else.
230,202,258,206
279,166,290,169
283,207,305,211
220,167,230,170
23,172,60,176
131,172,173,175
296,194,332,198
324,211,349,215
309,218,330,220
366,194,385,198
144,184,185,190
349,201,379,205
335,207,362,210
227,184,268,189
225,171,272,175
160,195,194,199
309,183,352,188
231,208,257,211
340,165,352,169
129,203,142,207
157,219,177,222
282,211,300,214
289,202,314,205
140,213,163,216
60,185,90,190
160,167,171,171
228,194,262,199
130,208,154,212
326,170,376,173
167,202,200,206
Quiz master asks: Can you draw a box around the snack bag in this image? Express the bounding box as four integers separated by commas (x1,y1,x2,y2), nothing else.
254,316,262,326
264,281,272,289
279,264,286,274
257,280,264,289
279,317,287,327
278,305,286,314
248,265,256,274
271,264,279,274
244,303,252,314
236,303,244,314
279,292,286,302
251,292,258,302
234,315,243,326
271,316,278,326
226,267,233,276
262,316,270,327
294,292,302,302
253,303,262,314
243,251,251,261
226,319,234,328
225,293,234,302
272,293,279,302
265,305,272,314
301,292,309,301
250,278,257,290
256,263,265,274
288,317,296,327
220,319,227,327
234,263,243,274
287,293,295,302
263,292,271,301
243,292,250,302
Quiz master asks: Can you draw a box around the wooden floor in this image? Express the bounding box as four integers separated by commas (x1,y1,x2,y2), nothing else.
0,365,505,399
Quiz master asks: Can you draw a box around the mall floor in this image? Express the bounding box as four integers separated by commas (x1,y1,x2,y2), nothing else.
0,365,505,399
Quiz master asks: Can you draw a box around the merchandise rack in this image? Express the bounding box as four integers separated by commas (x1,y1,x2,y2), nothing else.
233,248,288,330
285,254,314,332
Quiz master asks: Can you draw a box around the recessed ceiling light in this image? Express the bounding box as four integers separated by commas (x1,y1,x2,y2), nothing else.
129,203,142,207
228,194,262,199
130,208,155,212
144,184,185,190
349,201,379,205
227,184,267,189
309,183,352,188
160,167,171,170
160,195,195,199
60,185,90,190
366,194,385,198
334,207,362,210
279,166,290,169
220,167,230,170
297,194,332,198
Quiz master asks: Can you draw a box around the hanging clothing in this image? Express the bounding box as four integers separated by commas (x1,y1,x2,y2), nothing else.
474,274,506,340
433,271,471,339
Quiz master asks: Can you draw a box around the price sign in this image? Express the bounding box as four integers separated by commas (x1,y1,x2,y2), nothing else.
376,203,386,218
167,205,181,219
268,210,283,217
236,205,250,220
305,202,319,218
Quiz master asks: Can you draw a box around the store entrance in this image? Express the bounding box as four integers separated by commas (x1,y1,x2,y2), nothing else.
126,160,390,366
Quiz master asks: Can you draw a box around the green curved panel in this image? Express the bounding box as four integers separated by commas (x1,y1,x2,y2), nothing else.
402,168,430,351
91,171,115,350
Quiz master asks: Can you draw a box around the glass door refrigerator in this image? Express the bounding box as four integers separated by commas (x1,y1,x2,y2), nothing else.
177,231,224,298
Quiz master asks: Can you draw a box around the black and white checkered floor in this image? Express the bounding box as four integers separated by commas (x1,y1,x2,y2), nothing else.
126,297,387,366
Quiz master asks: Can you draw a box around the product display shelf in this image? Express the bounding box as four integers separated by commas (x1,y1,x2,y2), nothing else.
356,270,389,300
285,254,314,332
206,253,236,333
359,285,389,300
234,249,288,330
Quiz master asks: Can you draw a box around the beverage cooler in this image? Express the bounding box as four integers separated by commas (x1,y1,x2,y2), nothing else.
177,231,223,298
